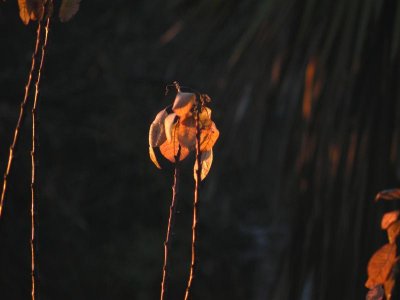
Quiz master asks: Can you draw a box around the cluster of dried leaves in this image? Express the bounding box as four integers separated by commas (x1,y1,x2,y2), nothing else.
148,87,219,180
366,189,400,300
17,0,81,24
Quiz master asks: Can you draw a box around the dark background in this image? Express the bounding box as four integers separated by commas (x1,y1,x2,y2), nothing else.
1,0,400,299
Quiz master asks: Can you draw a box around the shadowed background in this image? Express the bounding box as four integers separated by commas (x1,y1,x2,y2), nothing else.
1,0,400,299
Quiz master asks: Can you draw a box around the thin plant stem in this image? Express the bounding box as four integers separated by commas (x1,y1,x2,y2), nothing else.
184,102,202,300
31,16,50,300
160,147,181,300
0,22,42,218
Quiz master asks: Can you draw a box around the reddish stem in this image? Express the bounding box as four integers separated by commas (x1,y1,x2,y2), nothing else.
160,147,181,300
184,101,202,300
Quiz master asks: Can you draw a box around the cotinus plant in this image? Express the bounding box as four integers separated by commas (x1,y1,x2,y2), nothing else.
366,189,400,300
148,82,219,300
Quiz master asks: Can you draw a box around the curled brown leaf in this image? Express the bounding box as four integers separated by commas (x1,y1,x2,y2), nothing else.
178,116,196,150
172,92,195,118
149,147,162,169
366,243,397,289
199,106,212,128
160,140,189,163
18,0,31,25
375,189,400,202
164,113,178,143
194,149,213,181
387,221,400,244
200,122,219,151
28,0,45,21
149,109,168,147
381,211,400,230
384,273,395,300
59,0,81,22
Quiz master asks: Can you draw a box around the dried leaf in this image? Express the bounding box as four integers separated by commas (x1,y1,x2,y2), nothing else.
172,92,195,117
161,117,190,163
178,116,196,149
366,285,384,300
199,106,212,128
375,189,400,202
59,0,81,22
200,122,219,151
18,0,31,25
149,146,161,169
164,113,178,143
194,150,213,181
149,109,168,147
28,0,45,21
384,273,395,300
387,221,400,244
381,211,400,230
159,140,189,163
366,243,397,288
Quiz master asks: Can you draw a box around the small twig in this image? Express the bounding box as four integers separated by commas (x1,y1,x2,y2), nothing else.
31,15,51,300
184,99,202,300
0,22,42,218
160,147,181,300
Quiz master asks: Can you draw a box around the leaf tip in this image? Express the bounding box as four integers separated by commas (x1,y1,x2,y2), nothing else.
149,146,162,169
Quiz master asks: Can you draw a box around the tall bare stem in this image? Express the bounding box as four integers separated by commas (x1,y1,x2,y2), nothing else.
184,102,202,300
30,15,51,300
160,147,181,300
0,23,43,218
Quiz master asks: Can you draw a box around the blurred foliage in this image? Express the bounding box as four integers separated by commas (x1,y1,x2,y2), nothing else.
0,0,400,299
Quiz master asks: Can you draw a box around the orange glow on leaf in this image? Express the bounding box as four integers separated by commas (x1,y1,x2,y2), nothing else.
159,139,189,163
366,243,397,289
178,117,196,150
149,109,168,147
384,273,395,300
381,211,400,230
172,92,195,118
200,122,219,152
387,220,400,244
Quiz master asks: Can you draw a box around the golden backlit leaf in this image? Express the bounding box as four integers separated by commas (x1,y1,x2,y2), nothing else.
387,221,400,244
164,113,178,143
178,116,196,149
366,243,397,288
59,0,81,22
149,146,161,169
159,140,189,163
149,109,168,147
375,189,400,202
194,150,213,181
18,0,31,25
199,106,212,128
200,122,219,151
366,285,384,300
384,273,395,300
381,210,400,230
160,120,191,163
172,92,195,117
